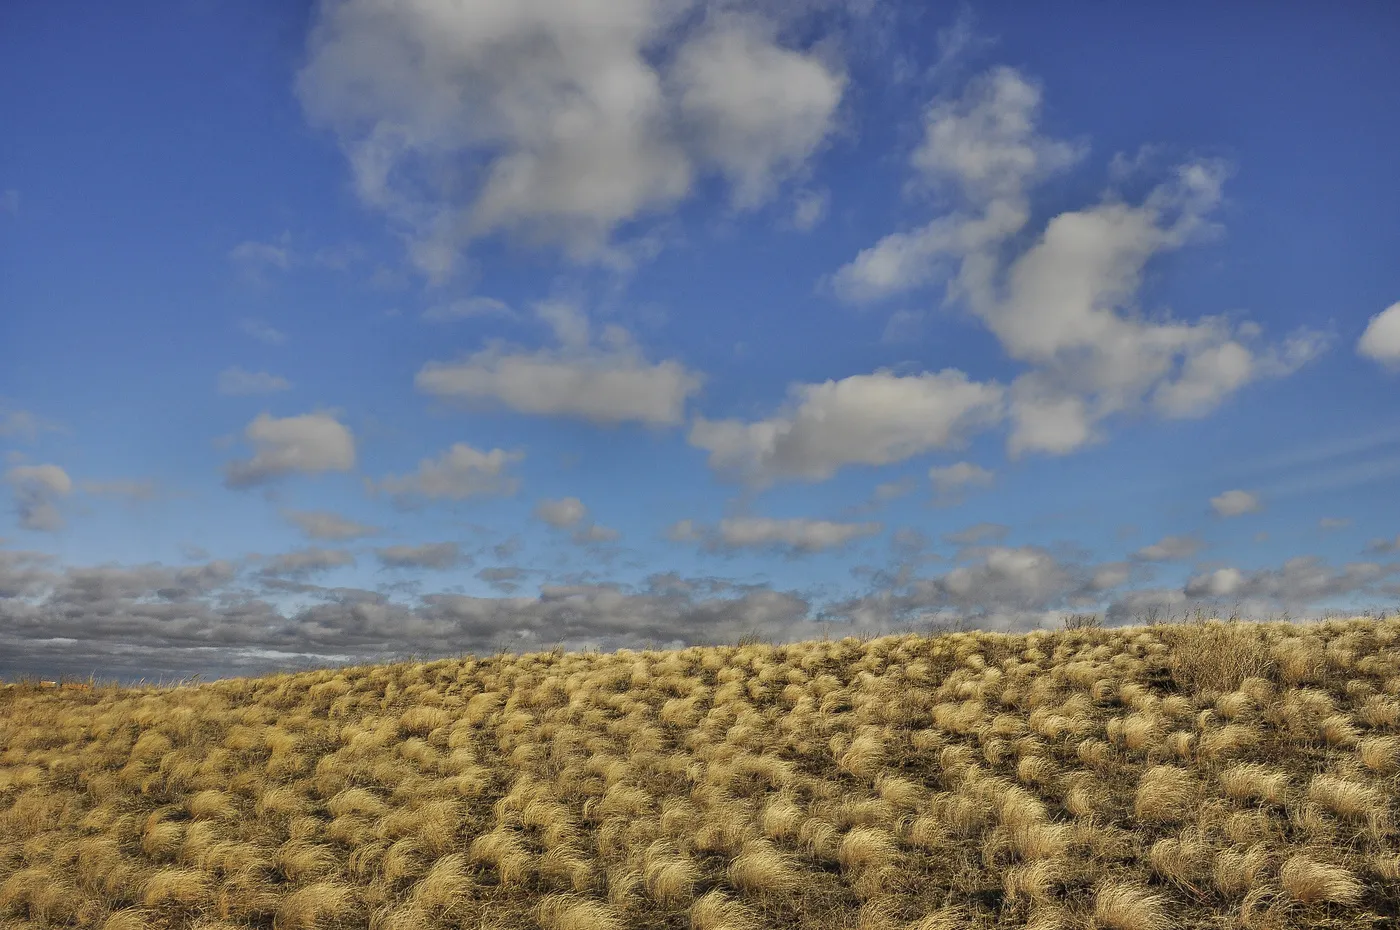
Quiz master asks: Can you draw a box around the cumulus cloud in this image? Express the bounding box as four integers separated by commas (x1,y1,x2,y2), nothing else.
5,464,72,531
376,542,466,570
534,497,587,529
1210,489,1262,518
832,65,1328,459
238,318,288,346
1366,535,1400,555
282,508,379,541
417,301,704,427
372,442,522,508
928,460,994,502
1133,534,1203,562
218,367,292,396
295,0,845,279
1357,301,1400,370
671,12,846,210
224,411,356,488
689,368,1004,486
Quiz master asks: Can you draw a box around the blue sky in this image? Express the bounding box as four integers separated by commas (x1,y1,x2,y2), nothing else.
3,0,1399,684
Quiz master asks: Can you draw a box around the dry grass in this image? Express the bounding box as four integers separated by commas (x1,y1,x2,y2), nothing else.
2,615,1399,929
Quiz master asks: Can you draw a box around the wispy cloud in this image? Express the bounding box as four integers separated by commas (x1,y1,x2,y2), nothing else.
238,318,288,346
218,367,292,396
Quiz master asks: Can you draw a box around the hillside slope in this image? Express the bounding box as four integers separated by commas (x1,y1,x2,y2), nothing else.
3,617,1399,929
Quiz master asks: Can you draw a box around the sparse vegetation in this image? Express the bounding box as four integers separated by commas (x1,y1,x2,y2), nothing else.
3,615,1400,928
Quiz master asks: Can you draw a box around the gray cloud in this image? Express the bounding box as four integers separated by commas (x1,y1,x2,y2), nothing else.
282,508,379,541
256,547,357,579
224,411,357,488
4,542,1397,685
376,542,467,570
5,464,73,531
676,516,883,556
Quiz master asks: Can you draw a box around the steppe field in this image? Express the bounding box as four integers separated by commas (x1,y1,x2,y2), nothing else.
3,616,1400,930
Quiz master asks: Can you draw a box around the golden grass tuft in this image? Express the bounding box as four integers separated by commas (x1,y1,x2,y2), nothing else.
1218,762,1290,805
1279,853,1364,905
1091,878,1170,930
1134,765,1198,823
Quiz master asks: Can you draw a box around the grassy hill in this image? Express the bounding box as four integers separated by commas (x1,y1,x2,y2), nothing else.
2,616,1399,929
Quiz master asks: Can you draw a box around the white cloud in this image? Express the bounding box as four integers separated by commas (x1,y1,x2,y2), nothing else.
708,516,883,554
421,297,513,322
296,0,846,279
282,509,379,541
376,542,465,570
417,301,703,427
5,464,72,532
689,368,1004,486
1358,301,1400,370
928,460,994,500
671,13,845,209
238,319,288,346
374,442,522,506
1133,534,1202,562
1210,489,1263,518
910,66,1086,202
832,66,1329,459
224,412,356,488
218,367,292,396
791,188,829,231
1319,517,1352,531
535,497,587,529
